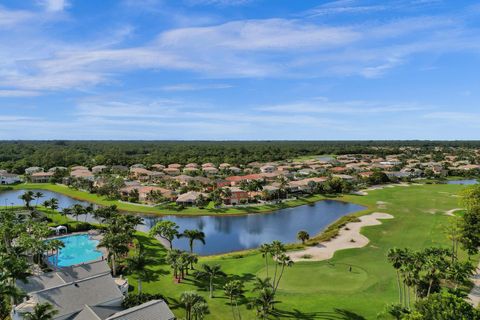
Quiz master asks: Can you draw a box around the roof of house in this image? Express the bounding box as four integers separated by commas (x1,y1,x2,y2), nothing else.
105,300,175,320
176,191,205,203
30,273,123,319
31,171,55,177
17,260,111,294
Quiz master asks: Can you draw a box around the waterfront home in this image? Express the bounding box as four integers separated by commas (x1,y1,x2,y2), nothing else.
71,169,95,181
0,172,21,184
30,171,54,183
176,191,207,206
223,187,249,205
120,186,175,202
25,167,43,175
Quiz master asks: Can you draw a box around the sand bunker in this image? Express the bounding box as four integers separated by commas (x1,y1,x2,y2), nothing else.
289,212,394,262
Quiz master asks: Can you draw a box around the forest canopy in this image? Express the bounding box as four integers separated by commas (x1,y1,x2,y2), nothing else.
1,140,479,173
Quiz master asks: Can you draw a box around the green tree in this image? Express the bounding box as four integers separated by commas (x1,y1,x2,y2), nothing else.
34,191,44,207
23,303,58,320
126,245,151,293
224,280,244,320
180,291,208,320
149,220,179,250
179,229,206,253
19,191,35,209
411,292,480,320
195,264,226,298
296,230,310,244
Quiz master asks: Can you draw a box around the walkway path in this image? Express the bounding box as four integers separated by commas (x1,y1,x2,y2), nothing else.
289,212,394,262
468,262,480,307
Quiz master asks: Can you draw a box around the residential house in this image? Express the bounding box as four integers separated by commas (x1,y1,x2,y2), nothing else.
260,165,276,173
48,167,68,172
71,166,89,171
176,191,207,206
120,186,175,202
25,167,43,175
223,187,249,205
225,174,263,186
151,164,165,171
30,172,54,183
92,165,108,174
0,172,21,185
203,167,219,175
71,170,95,181
163,168,180,176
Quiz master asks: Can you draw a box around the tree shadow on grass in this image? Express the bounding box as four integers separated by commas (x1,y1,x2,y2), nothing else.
271,308,366,320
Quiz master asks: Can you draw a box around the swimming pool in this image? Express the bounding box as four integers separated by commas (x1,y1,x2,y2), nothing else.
47,234,102,267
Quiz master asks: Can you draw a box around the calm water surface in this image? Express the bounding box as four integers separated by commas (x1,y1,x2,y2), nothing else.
1,189,365,255
447,179,479,185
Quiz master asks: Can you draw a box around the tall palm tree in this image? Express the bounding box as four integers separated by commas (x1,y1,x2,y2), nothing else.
23,302,58,320
272,254,293,294
224,280,244,320
166,249,182,281
195,264,226,298
259,243,272,279
180,291,208,320
49,198,59,211
48,239,64,269
179,229,206,253
34,192,44,207
252,287,276,320
98,232,129,276
387,248,405,305
71,204,85,222
83,203,94,222
126,245,151,293
19,191,35,209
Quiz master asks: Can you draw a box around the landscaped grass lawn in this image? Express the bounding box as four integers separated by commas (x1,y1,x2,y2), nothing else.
11,183,327,216
124,183,477,319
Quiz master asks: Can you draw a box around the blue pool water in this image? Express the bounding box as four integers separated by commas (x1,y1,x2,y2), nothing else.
447,179,479,185
47,234,102,267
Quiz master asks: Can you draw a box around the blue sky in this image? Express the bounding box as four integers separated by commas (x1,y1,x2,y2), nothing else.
1,0,480,140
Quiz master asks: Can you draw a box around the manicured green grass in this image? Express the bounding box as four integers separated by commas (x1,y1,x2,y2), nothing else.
124,183,477,319
11,183,327,216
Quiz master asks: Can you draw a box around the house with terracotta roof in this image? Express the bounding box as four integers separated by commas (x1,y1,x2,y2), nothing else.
30,172,54,183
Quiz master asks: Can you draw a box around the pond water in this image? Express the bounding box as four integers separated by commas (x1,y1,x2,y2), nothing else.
447,179,479,185
0,189,90,209
1,189,365,255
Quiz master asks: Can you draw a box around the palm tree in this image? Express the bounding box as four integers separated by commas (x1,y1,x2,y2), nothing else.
34,191,44,207
23,302,58,320
179,229,206,253
149,220,179,250
126,245,151,293
166,249,182,281
19,191,35,209
186,252,198,271
195,264,226,298
252,277,273,293
447,260,475,290
48,239,65,269
259,243,271,279
296,230,310,244
98,232,130,276
83,203,94,222
387,248,405,305
272,253,293,294
252,287,276,319
71,204,85,222
277,176,289,200
224,280,244,320
49,198,59,211
180,291,208,320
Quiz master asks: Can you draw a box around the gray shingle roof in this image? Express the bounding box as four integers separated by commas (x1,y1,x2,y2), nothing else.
17,260,111,294
105,300,175,320
33,273,123,319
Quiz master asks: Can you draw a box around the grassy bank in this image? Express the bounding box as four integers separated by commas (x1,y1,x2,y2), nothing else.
11,183,328,216
122,183,477,319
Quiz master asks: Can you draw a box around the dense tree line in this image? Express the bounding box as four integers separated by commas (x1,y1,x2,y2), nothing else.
2,140,480,173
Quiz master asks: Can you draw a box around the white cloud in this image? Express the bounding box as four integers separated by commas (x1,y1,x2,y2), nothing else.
0,90,41,97
39,0,69,12
160,83,233,91
0,6,35,28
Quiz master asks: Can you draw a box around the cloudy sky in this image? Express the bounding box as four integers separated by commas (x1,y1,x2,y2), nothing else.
1,0,479,140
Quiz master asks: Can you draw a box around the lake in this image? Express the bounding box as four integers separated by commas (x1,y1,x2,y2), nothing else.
447,179,479,185
1,189,365,255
